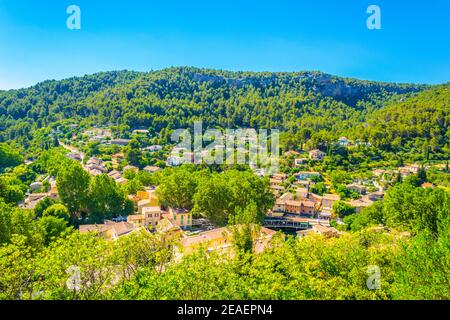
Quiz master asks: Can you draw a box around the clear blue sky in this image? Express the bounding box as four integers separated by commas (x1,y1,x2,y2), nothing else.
0,0,449,89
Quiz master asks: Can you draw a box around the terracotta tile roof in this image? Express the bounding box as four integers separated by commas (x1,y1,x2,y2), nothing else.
322,194,340,201
285,200,303,207
180,226,276,250
313,224,338,235
79,221,135,237
157,218,181,233
302,200,316,207
112,222,136,236
137,199,152,207
127,214,145,221
142,206,162,214
181,227,231,247
143,166,161,173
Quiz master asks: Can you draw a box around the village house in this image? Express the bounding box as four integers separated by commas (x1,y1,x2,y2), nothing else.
136,189,150,200
280,192,294,201
397,164,420,177
127,206,162,228
142,145,163,152
89,169,103,176
319,193,340,219
142,206,162,227
29,181,43,192
156,218,183,240
296,187,309,199
308,193,323,203
271,173,288,181
86,157,104,168
84,128,112,142
312,224,339,238
107,170,128,184
143,166,161,174
110,139,131,146
270,178,284,188
20,193,48,210
301,200,317,216
347,197,373,213
66,152,82,162
269,174,287,195
137,199,152,213
127,214,146,228
108,170,122,180
79,220,136,240
123,165,139,173
178,227,232,257
285,200,316,216
85,157,108,176
132,129,149,135
116,177,128,185
178,225,276,258
133,188,159,207
168,208,192,229
137,196,159,213
321,193,341,210
293,179,311,189
309,149,326,161
21,180,60,210
346,183,367,195
272,190,321,217
272,198,286,213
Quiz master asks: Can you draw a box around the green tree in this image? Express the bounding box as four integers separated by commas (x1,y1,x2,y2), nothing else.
0,179,25,204
332,201,356,218
35,197,59,218
309,182,327,195
38,216,70,246
124,140,142,167
88,174,134,222
417,166,427,184
0,235,37,300
42,204,71,221
57,162,91,218
0,200,13,243
382,183,449,237
192,175,232,225
0,143,23,171
156,167,199,210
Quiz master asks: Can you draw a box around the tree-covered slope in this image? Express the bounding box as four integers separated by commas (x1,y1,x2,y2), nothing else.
0,67,427,145
355,84,450,155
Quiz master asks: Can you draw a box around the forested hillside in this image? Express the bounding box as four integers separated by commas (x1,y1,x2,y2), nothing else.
359,85,450,155
0,67,430,147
